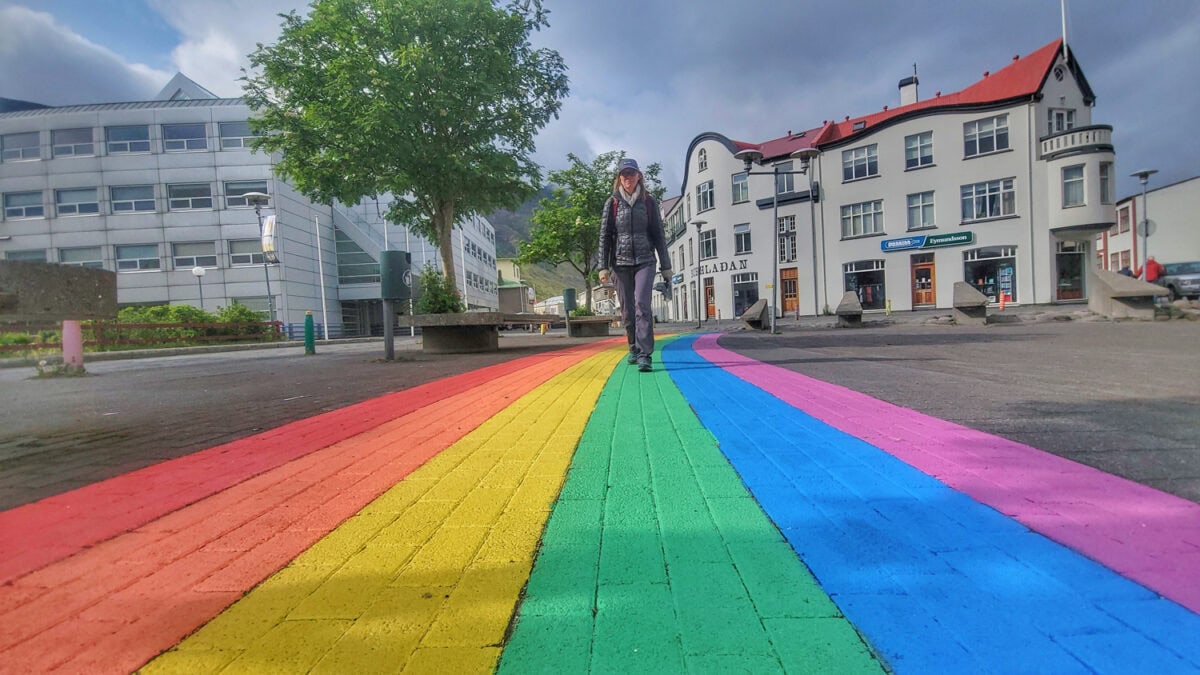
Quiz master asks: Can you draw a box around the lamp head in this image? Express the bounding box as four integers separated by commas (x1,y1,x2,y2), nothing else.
691,219,707,232
791,147,820,172
1129,169,1158,185
242,191,270,207
191,266,206,278
734,149,764,173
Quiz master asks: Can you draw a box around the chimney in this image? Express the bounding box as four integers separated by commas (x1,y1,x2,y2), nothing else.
899,74,919,106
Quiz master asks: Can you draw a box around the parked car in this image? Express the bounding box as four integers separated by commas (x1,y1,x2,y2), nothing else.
1160,261,1200,301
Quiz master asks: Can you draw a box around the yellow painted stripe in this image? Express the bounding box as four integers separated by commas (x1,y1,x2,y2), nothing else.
142,347,623,675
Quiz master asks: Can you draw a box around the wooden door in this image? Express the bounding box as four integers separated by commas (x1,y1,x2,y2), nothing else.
911,262,936,306
704,278,715,320
780,267,798,315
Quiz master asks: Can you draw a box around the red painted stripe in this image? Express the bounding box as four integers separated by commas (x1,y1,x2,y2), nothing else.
0,341,612,585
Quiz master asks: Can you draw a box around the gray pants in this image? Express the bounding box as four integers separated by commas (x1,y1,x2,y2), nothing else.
613,262,656,358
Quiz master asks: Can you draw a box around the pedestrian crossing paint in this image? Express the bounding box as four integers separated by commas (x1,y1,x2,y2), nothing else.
1,335,1197,673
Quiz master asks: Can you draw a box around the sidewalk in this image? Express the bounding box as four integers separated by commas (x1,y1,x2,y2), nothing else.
1,325,1198,673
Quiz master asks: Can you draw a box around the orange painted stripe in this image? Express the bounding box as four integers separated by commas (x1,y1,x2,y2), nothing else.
0,342,612,585
0,340,616,674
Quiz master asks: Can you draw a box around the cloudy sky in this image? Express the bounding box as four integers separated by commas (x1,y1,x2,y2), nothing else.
2,0,1197,199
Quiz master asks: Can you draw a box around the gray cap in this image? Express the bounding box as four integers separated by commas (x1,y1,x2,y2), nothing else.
618,158,640,173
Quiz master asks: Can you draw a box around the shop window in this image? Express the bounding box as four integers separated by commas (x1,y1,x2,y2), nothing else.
1055,241,1086,301
843,259,886,310
963,246,1017,303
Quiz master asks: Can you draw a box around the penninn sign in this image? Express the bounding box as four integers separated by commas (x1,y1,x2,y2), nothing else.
881,231,974,252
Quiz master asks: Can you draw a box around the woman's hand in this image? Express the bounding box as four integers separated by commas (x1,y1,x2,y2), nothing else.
598,269,611,284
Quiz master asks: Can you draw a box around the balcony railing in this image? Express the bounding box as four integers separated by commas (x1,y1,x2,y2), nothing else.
1040,125,1113,160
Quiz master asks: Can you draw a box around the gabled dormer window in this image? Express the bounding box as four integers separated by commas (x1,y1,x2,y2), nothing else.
1048,108,1075,134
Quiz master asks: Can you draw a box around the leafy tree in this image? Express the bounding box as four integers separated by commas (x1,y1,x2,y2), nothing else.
517,151,664,310
243,0,569,302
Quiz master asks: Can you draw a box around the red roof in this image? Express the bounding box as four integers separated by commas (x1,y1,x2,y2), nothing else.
736,39,1065,157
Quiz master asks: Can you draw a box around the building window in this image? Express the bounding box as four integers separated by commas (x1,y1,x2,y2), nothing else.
168,183,213,210
1100,162,1113,205
52,128,94,157
904,132,932,169
843,259,886,310
1118,205,1131,233
60,246,104,269
731,172,749,204
687,238,693,267
961,178,1015,221
699,229,717,260
1048,108,1076,134
111,185,156,213
964,114,1009,157
906,191,935,230
55,188,100,216
696,180,714,212
778,214,797,262
106,125,151,154
219,121,257,149
840,200,885,238
964,246,1017,303
162,123,207,152
3,191,44,219
173,242,218,268
115,244,161,271
1,131,40,161
842,144,878,181
230,239,266,265
226,181,269,208
734,223,752,254
698,148,708,172
4,249,46,262
1062,165,1084,207
775,161,794,194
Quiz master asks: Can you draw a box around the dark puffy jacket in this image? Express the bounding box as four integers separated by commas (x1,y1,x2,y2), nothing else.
598,192,670,271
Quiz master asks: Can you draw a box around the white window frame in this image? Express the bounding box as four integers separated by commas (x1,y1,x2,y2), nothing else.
1048,108,1076,134
734,223,752,254
1,131,40,162
115,244,161,271
964,115,1009,157
1062,165,1085,208
59,246,104,269
699,229,717,260
1100,162,1113,205
961,178,1016,222
55,188,100,216
167,183,213,210
840,200,885,238
4,249,46,262
698,148,708,172
777,214,797,263
904,132,933,169
225,181,269,208
230,239,267,266
52,128,94,158
774,161,795,194
219,121,257,149
842,144,879,181
106,125,151,154
162,123,208,152
696,180,714,212
110,185,156,213
172,242,218,268
3,191,44,219
906,191,935,230
731,172,749,204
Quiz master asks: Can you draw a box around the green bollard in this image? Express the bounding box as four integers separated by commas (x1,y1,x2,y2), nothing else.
304,311,316,355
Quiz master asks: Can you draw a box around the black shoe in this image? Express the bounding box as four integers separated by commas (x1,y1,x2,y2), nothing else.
627,349,638,365
637,356,652,372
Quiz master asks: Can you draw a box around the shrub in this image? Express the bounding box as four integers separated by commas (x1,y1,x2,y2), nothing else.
570,307,594,317
414,266,464,314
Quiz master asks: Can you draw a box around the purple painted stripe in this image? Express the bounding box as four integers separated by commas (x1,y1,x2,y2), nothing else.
694,334,1200,614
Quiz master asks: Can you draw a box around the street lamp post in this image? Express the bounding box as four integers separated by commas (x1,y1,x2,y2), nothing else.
793,148,822,315
691,219,706,330
734,148,818,333
1130,169,1158,270
242,192,275,323
191,266,206,308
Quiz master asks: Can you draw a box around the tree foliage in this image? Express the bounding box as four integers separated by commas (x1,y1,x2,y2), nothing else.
242,0,569,298
517,151,664,310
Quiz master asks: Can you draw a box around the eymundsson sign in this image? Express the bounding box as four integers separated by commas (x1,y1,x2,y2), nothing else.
881,231,974,252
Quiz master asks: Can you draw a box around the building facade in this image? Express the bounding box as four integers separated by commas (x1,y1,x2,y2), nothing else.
1099,175,1200,274
662,39,1117,322
0,75,499,335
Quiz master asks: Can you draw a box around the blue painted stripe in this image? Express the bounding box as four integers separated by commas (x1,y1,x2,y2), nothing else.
663,336,1200,674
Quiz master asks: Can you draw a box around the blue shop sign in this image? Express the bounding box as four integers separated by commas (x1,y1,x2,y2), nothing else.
881,231,974,252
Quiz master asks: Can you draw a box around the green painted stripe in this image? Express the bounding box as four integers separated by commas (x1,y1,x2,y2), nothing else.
499,339,883,674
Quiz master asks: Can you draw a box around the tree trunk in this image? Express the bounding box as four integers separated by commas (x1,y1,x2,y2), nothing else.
583,269,593,310
433,202,458,309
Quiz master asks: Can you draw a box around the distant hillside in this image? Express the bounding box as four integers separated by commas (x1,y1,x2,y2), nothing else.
521,262,587,306
486,185,553,257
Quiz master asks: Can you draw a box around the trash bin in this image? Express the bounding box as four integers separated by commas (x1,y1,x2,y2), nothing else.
563,288,576,314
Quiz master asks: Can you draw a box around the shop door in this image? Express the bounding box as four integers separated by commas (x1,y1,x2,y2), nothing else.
703,278,715,320
733,280,758,317
911,262,936,306
780,267,798,315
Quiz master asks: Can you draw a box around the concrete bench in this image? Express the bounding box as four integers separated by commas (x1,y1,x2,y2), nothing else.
835,291,864,328
952,282,990,325
1089,269,1168,320
566,316,614,338
740,299,769,330
395,312,557,353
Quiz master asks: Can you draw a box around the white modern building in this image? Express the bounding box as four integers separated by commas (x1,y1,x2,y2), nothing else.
662,38,1118,322
0,74,499,336
1100,175,1200,274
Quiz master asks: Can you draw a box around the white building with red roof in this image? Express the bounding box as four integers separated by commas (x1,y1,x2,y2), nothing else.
663,38,1116,321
